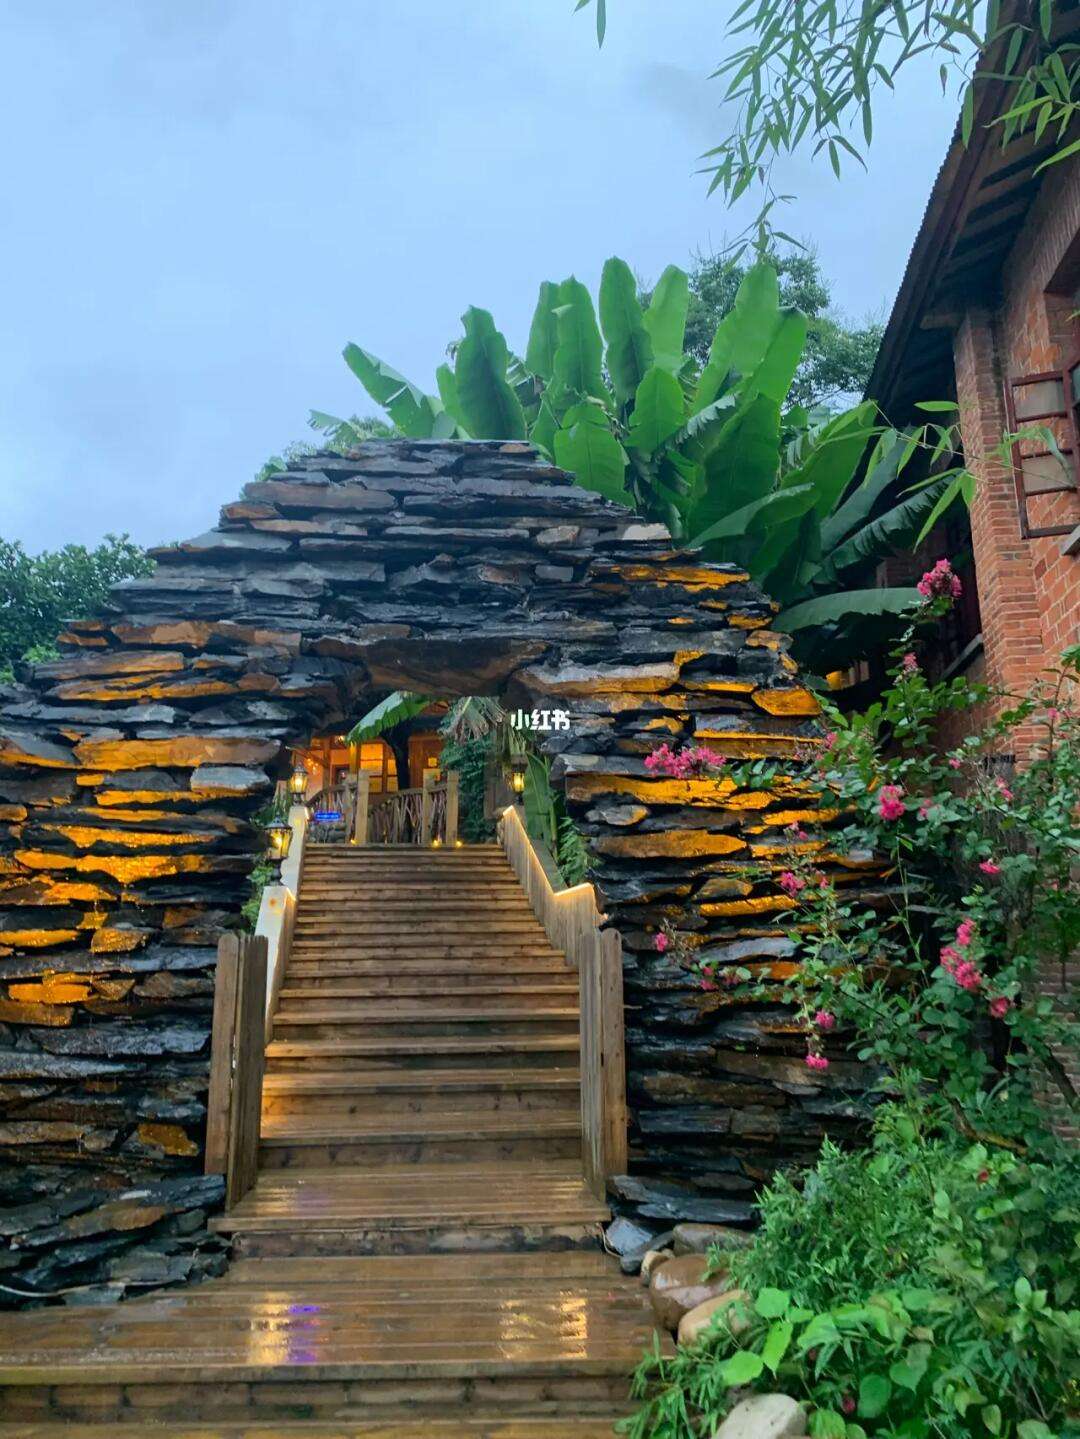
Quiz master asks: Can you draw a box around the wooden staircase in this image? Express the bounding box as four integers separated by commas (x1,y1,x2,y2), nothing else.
0,843,660,1435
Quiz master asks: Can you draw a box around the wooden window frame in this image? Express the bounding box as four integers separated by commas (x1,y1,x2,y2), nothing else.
1003,362,1080,539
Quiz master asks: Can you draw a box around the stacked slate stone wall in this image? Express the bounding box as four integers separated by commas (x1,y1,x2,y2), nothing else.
0,439,878,1300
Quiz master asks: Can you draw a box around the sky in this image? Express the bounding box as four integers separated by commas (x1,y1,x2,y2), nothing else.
0,0,957,554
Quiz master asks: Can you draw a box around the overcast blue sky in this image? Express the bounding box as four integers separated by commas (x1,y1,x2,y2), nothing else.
0,1,955,553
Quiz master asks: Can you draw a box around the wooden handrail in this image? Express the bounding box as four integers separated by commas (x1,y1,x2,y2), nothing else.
497,804,627,1198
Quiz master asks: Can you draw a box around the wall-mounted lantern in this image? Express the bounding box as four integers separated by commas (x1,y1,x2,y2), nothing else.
509,755,527,796
289,759,309,799
266,817,293,861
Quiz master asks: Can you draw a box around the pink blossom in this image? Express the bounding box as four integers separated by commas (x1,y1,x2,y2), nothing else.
979,860,1001,876
941,945,983,991
918,803,932,821
841,1395,857,1417
902,652,919,674
804,1052,830,1072
786,822,808,840
654,931,669,954
989,995,1013,1020
700,966,717,992
955,918,976,949
995,778,1014,803
877,784,905,821
822,732,838,751
779,870,806,897
814,1009,836,1032
1045,707,1061,723
948,756,963,770
721,968,740,988
917,558,962,601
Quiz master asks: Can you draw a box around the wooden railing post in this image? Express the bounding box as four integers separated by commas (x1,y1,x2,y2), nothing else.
445,770,460,845
204,933,268,1208
205,934,241,1177
353,771,371,844
420,771,436,844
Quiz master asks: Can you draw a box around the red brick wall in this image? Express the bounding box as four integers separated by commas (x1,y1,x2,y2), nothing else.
958,151,1080,680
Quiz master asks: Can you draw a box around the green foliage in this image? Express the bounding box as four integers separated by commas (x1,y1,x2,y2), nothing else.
257,416,394,481
632,630,1080,1439
336,258,966,671
438,734,495,843
0,534,153,675
574,0,1080,246
346,690,433,745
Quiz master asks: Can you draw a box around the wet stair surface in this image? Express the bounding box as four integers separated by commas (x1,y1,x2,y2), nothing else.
0,845,662,1435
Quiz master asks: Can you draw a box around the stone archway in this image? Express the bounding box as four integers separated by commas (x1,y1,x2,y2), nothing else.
0,438,868,1288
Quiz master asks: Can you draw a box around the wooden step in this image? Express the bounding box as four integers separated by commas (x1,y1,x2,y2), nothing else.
270,1010,579,1041
264,1034,579,1072
261,1067,580,1119
282,965,573,990
0,1253,659,1425
258,1112,582,1167
211,1165,607,1255
276,984,579,1014
3,1424,631,1437
287,948,567,965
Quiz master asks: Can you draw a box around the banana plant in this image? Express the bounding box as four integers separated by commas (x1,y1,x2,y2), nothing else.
326,260,967,671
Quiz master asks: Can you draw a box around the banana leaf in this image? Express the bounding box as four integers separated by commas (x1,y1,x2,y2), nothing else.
643,265,690,375
347,690,432,744
599,257,653,406
455,308,527,440
342,345,443,438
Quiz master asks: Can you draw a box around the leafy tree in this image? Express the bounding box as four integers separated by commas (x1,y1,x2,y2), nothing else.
0,534,153,675
574,0,1080,237
332,258,965,669
670,249,882,412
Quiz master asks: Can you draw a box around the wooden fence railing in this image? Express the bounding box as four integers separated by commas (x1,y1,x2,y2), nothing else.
205,933,268,1209
368,771,459,846
497,803,627,1198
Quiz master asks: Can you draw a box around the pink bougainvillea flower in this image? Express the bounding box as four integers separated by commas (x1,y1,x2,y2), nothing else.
786,821,808,840
804,1052,830,1071
653,931,669,953
917,557,962,600
902,652,919,673
822,731,838,751
979,860,1001,876
948,756,963,770
995,778,1014,802
918,803,932,821
989,995,1013,1019
1045,707,1061,723
955,918,976,948
840,1396,857,1417
700,966,717,992
877,784,905,821
779,870,806,897
814,1009,836,1031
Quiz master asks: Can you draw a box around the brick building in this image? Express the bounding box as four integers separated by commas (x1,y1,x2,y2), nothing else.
870,42,1080,702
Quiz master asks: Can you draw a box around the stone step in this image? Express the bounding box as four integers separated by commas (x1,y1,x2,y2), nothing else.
258,1112,583,1168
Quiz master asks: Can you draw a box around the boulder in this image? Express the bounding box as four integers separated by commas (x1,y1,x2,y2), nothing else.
677,1288,750,1345
712,1394,808,1439
640,1248,673,1284
648,1251,731,1332
673,1222,754,1256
